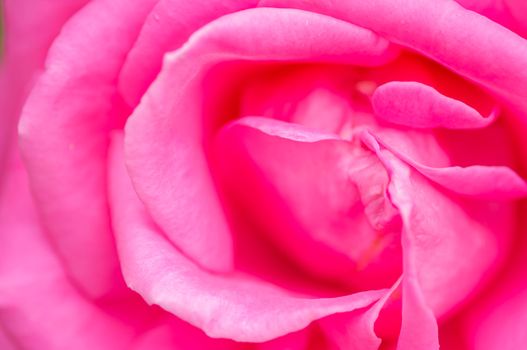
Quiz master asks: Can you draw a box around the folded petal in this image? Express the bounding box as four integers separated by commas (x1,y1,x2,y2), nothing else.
214,117,401,289
372,81,496,129
124,8,396,273
17,0,159,297
366,131,527,200
109,133,386,343
119,0,258,106
363,134,507,320
319,278,402,349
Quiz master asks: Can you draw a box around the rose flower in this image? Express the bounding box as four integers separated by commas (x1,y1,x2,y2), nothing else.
1,0,527,349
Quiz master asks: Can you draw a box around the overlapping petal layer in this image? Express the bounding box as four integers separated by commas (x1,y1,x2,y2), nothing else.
18,0,159,297
0,155,135,350
119,0,259,106
260,0,527,110
214,117,401,289
110,134,388,343
124,8,396,273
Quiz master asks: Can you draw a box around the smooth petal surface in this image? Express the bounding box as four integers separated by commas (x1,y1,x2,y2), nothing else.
460,203,527,350
109,134,386,343
470,289,527,350
124,8,396,273
455,0,527,37
119,0,258,106
132,318,241,350
0,154,135,350
371,81,496,129
17,0,158,297
0,0,88,186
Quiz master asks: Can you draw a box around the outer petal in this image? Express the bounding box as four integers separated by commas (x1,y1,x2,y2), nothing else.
119,0,259,106
0,154,135,350
0,0,88,187
124,7,396,272
17,0,159,297
260,0,527,109
109,133,386,343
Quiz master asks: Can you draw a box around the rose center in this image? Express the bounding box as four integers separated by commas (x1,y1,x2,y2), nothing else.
212,66,402,291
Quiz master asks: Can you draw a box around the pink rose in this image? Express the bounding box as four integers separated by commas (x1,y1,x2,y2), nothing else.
1,0,527,349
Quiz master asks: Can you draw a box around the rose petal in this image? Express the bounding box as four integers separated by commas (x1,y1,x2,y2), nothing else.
17,0,159,297
366,131,527,200
132,318,240,350
460,203,527,349
0,327,17,350
0,0,88,187
372,81,496,129
455,0,527,38
260,0,527,108
214,117,401,289
319,278,402,349
109,133,386,343
363,134,504,321
125,8,396,273
0,155,135,350
470,289,527,350
119,0,259,106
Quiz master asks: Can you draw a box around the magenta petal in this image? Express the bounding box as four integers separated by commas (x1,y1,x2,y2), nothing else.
372,81,496,129
470,289,527,350
0,156,135,350
319,278,401,349
109,133,386,343
119,0,259,106
0,0,88,183
124,8,396,273
214,117,401,288
17,0,159,297
367,131,527,200
260,0,527,108
364,134,505,316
